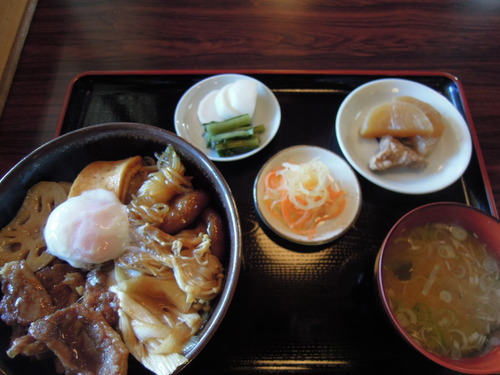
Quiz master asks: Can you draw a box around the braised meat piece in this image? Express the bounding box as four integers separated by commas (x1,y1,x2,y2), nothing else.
369,135,428,171
82,269,119,327
6,334,48,358
0,260,55,326
3,265,126,373
36,262,86,310
28,303,129,375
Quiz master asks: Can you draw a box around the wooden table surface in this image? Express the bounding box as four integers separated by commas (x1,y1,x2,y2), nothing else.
1,0,499,210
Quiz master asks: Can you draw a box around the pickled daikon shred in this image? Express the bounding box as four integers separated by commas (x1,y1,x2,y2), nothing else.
263,159,346,238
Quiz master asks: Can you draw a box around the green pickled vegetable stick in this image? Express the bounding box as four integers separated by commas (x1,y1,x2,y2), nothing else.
214,136,261,156
204,114,252,135
204,125,251,147
252,124,265,134
206,125,263,145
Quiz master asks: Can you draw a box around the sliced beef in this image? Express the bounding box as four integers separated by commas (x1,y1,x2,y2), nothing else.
36,262,86,310
0,260,55,326
28,303,129,375
6,334,48,358
1,262,127,374
82,269,119,327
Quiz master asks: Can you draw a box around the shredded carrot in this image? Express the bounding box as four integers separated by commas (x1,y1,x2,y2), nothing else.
263,160,346,239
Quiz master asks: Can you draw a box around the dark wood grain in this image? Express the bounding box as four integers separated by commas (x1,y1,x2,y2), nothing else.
1,0,500,210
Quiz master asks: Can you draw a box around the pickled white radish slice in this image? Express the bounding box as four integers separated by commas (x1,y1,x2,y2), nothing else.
215,84,241,119
228,79,258,118
197,78,260,123
197,90,224,124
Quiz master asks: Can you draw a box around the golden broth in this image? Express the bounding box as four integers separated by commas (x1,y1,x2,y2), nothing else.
383,222,500,359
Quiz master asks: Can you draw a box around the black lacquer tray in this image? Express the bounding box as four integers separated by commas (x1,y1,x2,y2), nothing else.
51,71,498,374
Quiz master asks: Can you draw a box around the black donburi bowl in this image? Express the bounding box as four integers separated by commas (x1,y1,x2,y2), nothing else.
0,122,242,375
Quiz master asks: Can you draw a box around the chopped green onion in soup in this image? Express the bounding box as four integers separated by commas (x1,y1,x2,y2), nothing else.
383,222,500,359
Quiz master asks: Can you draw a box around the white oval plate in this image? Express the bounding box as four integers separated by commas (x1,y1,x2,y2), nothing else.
174,74,281,162
335,78,472,194
253,145,362,245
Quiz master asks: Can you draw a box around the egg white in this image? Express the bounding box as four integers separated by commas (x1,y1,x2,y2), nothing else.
44,188,130,269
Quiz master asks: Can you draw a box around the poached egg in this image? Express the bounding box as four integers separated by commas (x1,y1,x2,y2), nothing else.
44,188,130,269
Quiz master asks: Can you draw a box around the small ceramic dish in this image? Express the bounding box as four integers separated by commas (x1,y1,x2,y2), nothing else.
253,145,361,245
335,78,472,194
174,73,281,162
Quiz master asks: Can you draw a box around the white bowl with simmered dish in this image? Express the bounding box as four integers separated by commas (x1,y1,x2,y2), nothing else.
376,202,500,374
336,78,472,194
0,123,241,375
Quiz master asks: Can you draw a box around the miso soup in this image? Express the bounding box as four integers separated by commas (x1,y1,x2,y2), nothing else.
383,222,500,359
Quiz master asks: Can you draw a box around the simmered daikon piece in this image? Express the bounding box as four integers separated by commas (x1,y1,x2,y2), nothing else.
360,101,434,138
396,96,447,155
